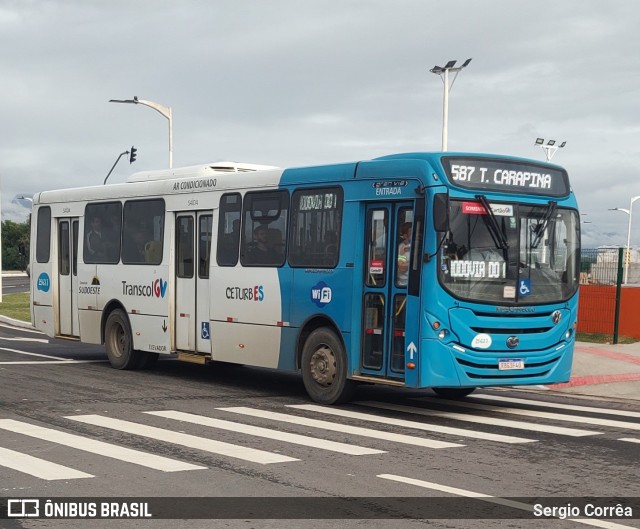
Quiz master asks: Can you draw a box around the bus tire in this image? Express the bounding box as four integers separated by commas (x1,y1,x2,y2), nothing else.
104,309,143,370
301,327,355,405
432,387,476,399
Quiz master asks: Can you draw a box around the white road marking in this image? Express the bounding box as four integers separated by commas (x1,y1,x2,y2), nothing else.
378,474,636,529
0,419,204,472
0,446,93,480
618,437,640,444
471,394,640,419
357,401,600,437
0,336,49,344
0,323,43,334
0,360,106,365
289,404,535,444
67,414,298,465
0,347,68,360
146,410,385,456
416,397,640,431
218,407,463,449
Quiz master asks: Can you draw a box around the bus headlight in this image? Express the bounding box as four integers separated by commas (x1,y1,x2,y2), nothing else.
438,329,448,340
565,329,572,340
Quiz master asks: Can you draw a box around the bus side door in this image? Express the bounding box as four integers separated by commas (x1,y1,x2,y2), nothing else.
360,202,416,380
174,211,213,353
58,217,79,336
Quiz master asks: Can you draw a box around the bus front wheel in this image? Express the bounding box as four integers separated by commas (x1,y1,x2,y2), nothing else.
104,309,143,370
432,387,476,399
301,328,355,405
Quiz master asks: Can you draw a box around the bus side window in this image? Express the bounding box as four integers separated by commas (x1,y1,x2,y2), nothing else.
217,193,242,267
199,214,213,278
84,202,122,264
288,187,343,268
121,199,164,265
240,190,289,267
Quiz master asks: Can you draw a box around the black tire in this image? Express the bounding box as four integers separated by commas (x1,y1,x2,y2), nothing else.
301,327,356,404
432,387,476,399
104,309,143,370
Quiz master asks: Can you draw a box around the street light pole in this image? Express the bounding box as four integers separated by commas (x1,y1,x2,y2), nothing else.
430,59,471,152
610,194,640,284
109,96,173,168
535,138,566,162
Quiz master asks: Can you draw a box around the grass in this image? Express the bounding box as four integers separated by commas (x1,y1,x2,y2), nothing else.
0,292,31,322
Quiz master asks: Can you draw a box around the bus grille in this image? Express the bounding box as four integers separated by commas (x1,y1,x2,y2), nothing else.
447,306,569,380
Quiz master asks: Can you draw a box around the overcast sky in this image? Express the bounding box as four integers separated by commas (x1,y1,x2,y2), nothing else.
2,0,639,248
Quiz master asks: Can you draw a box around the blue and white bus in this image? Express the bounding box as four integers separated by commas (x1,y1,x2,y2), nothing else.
30,152,580,403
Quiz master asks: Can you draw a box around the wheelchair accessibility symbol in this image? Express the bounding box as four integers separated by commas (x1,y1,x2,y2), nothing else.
519,279,531,296
201,322,210,340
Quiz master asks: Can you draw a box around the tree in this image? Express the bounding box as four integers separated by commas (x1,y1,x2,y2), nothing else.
2,218,30,271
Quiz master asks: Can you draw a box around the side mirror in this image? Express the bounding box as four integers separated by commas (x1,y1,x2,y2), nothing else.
433,193,449,232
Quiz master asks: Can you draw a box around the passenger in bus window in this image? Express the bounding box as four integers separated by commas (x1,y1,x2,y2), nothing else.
124,223,149,263
396,222,412,287
248,224,281,265
86,216,105,259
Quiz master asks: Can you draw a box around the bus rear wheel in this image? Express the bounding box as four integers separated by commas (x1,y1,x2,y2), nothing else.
301,328,355,405
432,387,476,399
104,309,143,370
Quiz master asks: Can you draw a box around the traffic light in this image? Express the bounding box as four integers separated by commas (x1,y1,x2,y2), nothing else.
129,146,137,164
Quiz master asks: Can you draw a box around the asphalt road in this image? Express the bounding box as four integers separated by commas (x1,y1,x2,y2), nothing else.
0,322,639,529
2,275,30,296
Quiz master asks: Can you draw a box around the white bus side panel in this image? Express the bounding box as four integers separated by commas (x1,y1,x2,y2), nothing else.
78,309,102,344
210,322,281,368
31,250,55,338
210,267,283,368
130,313,170,354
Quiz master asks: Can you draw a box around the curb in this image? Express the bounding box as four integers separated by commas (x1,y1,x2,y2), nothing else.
1,272,28,277
0,315,34,330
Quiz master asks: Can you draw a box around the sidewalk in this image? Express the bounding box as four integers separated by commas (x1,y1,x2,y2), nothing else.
542,341,640,402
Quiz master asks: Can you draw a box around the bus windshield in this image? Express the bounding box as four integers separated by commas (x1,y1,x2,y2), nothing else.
439,199,579,304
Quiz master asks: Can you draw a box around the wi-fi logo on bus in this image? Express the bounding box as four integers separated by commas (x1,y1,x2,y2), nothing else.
311,281,332,308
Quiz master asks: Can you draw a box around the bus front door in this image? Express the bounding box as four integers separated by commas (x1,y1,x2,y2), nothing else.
58,218,79,336
175,211,213,353
360,203,415,380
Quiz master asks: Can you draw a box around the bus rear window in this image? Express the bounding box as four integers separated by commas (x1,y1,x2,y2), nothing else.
36,206,51,263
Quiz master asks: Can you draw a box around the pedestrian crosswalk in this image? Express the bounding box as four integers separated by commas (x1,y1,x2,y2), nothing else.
0,393,638,482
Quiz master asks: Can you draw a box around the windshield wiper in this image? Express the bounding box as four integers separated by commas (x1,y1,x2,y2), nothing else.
531,201,557,249
475,195,509,253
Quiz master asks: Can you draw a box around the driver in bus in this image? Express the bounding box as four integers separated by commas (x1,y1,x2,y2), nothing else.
86,216,106,259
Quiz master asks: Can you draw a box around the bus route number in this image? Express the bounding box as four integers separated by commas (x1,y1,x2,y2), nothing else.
450,164,486,183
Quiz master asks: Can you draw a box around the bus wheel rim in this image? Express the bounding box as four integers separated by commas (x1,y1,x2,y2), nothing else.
111,323,126,359
310,345,336,387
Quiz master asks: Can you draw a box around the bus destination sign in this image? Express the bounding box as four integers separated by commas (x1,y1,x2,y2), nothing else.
442,157,570,197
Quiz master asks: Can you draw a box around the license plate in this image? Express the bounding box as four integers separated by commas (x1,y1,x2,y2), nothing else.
498,358,524,370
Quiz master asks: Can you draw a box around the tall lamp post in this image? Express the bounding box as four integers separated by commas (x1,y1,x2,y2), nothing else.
535,138,566,162
109,96,173,169
610,194,640,284
430,58,472,152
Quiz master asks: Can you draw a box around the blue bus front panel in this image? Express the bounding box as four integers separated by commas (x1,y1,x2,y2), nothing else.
411,297,577,388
